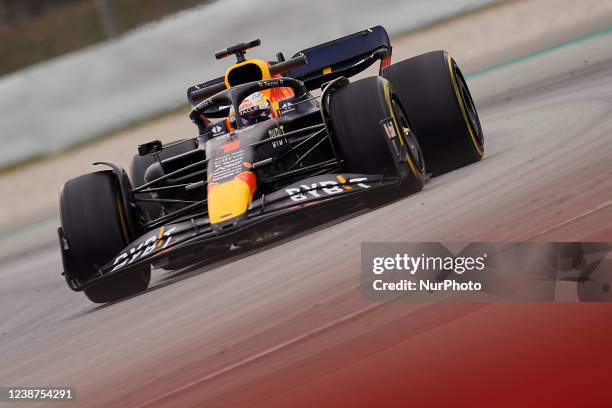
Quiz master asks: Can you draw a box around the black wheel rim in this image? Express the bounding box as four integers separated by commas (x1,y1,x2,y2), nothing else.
392,99,425,175
453,61,484,145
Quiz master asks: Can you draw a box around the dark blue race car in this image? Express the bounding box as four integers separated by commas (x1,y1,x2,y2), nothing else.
58,26,484,303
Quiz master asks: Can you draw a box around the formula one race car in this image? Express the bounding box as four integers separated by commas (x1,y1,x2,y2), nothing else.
58,26,484,303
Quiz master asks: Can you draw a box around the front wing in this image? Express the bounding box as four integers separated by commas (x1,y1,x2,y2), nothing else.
60,173,399,291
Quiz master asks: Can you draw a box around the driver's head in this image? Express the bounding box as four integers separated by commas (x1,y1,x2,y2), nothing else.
230,92,272,127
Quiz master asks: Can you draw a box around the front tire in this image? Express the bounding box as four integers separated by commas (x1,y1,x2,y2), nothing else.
383,51,484,176
328,76,425,196
60,171,150,303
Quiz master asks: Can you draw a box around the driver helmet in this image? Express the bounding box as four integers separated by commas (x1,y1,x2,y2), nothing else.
229,92,273,127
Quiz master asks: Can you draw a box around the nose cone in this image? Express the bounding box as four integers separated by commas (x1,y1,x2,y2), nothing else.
208,172,256,225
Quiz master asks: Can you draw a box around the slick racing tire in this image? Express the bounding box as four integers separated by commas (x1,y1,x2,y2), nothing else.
328,76,425,195
130,139,198,221
383,50,484,176
60,170,150,303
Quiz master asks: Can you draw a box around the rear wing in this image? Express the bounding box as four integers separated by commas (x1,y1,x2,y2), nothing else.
286,25,391,90
186,26,392,105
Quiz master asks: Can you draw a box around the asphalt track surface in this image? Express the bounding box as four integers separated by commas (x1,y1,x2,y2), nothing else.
2,28,612,407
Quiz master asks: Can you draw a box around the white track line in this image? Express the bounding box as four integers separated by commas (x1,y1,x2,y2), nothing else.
533,199,612,238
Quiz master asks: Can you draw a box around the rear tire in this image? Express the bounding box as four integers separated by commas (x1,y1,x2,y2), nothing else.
383,50,484,176
60,171,150,303
328,76,425,195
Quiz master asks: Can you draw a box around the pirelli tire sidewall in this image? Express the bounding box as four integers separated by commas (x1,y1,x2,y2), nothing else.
328,76,424,197
382,50,484,176
60,170,150,303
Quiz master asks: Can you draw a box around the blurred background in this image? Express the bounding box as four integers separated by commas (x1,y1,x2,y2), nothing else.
0,0,498,170
0,0,216,76
1,0,611,232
